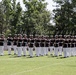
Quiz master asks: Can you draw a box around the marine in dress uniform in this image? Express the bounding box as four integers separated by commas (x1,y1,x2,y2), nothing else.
54,35,59,57
71,36,75,56
13,34,18,55
58,35,63,56
67,35,71,57
7,34,13,55
28,35,35,57
40,36,45,56
50,35,54,55
45,36,50,55
74,35,76,56
0,34,5,56
22,34,28,56
35,36,41,57
17,34,23,57
63,35,68,58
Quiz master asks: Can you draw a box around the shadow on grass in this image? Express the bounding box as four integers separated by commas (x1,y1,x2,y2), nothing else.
9,55,19,58
57,56,70,59
47,55,58,58
66,65,76,67
9,55,37,59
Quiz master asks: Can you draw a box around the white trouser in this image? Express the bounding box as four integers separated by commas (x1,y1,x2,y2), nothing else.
73,47,76,56
39,47,41,55
44,47,46,55
71,47,75,56
4,42,8,50
22,46,27,56
74,47,76,56
45,47,48,55
0,46,4,55
35,47,40,56
13,45,17,54
50,46,54,55
8,46,11,55
11,42,13,49
63,48,68,57
67,48,70,57
58,46,63,56
41,47,45,56
17,47,22,57
54,47,59,56
29,47,33,57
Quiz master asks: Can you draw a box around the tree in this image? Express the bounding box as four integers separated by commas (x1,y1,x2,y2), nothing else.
0,0,52,36
0,1,5,34
1,0,23,35
10,1,23,35
53,0,76,35
2,0,12,33
23,0,51,37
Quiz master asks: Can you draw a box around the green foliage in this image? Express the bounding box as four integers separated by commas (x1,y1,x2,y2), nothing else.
10,2,23,34
0,0,52,36
23,0,51,37
53,0,76,35
0,0,76,36
0,2,4,34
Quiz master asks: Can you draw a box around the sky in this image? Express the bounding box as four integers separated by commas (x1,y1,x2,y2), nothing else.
17,0,56,11
45,0,56,11
0,0,56,12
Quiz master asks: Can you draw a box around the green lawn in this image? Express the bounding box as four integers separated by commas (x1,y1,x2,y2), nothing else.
0,51,76,75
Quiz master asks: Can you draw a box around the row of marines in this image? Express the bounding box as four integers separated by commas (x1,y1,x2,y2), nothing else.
0,34,76,58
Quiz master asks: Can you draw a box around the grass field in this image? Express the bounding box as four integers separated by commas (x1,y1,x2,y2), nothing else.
0,51,76,75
